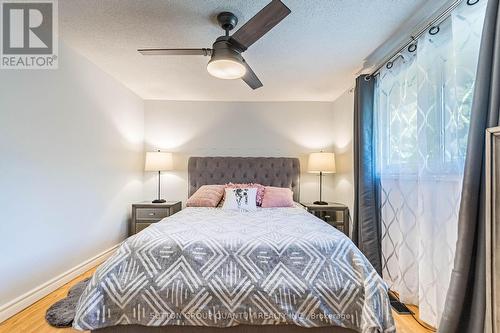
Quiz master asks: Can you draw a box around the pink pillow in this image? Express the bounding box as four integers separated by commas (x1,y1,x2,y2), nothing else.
261,186,294,208
186,185,225,207
225,183,265,206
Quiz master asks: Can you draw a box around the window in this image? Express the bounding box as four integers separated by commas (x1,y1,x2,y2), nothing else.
375,3,483,176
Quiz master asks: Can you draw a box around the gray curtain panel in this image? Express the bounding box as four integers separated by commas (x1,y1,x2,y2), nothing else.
352,74,382,274
439,0,500,332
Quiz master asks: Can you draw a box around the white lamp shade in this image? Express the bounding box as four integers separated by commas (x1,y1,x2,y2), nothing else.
308,152,336,173
144,152,173,171
207,59,246,79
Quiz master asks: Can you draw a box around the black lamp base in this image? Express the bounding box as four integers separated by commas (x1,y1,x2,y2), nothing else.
152,199,166,203
313,200,329,205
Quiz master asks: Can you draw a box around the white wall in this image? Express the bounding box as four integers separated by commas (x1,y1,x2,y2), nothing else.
330,90,355,213
0,44,144,309
143,99,354,211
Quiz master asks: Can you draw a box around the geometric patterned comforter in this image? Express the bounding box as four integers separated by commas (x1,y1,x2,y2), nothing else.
73,207,395,333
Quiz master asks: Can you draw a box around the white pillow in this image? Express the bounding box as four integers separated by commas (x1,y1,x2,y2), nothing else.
222,188,257,211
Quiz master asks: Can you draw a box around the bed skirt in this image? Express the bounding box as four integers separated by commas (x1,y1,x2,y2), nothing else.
92,324,357,333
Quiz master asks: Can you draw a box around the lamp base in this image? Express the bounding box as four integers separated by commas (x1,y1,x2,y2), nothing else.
152,199,166,203
313,200,329,205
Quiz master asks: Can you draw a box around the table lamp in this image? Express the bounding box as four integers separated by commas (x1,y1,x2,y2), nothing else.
145,151,173,203
308,152,336,205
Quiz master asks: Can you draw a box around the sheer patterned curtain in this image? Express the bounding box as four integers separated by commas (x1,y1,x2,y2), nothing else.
374,0,486,327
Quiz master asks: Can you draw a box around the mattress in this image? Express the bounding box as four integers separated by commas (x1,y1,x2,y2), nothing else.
74,206,395,333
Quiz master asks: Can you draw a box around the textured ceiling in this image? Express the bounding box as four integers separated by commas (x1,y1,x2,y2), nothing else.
60,0,428,101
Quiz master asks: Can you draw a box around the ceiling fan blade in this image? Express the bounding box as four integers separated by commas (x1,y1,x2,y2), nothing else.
230,0,291,51
138,48,212,56
241,58,263,90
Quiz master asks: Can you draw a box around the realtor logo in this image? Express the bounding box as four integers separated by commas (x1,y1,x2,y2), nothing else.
1,0,58,69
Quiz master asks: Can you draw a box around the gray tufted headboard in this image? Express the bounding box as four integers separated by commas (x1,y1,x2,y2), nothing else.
188,157,300,202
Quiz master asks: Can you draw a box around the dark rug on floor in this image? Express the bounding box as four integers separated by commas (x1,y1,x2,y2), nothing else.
45,277,90,328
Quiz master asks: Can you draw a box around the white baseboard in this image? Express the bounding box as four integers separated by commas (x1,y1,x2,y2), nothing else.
0,244,120,323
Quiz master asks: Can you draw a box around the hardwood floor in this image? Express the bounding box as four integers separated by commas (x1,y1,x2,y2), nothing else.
394,305,435,333
0,267,434,333
0,268,96,333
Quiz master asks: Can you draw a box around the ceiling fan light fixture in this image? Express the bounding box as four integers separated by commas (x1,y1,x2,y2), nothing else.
138,0,291,89
207,58,246,80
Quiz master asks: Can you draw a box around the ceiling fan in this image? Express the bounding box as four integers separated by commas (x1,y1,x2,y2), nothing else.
138,0,291,90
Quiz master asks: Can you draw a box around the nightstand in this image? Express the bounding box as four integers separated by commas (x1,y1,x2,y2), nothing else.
301,202,350,237
130,201,181,235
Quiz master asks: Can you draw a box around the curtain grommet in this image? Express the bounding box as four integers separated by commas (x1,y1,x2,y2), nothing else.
408,44,417,53
364,75,371,81
467,0,479,5
429,26,440,35
386,62,393,69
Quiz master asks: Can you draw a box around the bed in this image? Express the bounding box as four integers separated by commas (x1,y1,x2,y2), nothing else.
74,157,395,333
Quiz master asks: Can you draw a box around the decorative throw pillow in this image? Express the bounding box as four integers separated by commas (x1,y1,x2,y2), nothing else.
261,186,294,208
225,183,265,206
222,188,258,211
186,185,225,207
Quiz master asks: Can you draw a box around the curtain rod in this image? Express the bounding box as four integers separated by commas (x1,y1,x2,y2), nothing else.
368,0,474,77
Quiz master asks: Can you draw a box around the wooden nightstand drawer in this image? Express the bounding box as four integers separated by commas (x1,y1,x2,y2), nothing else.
136,208,169,220
135,222,153,234
301,202,350,238
130,201,182,236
